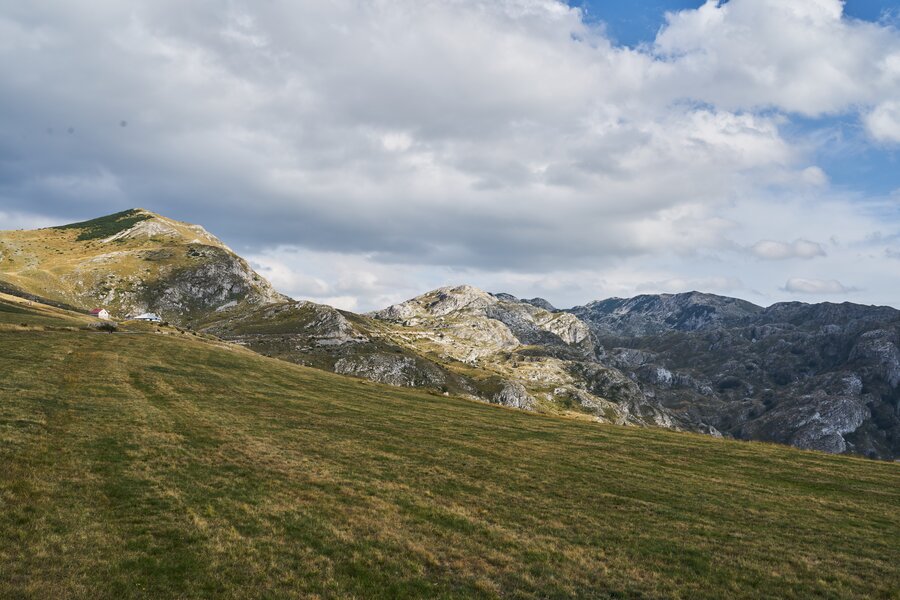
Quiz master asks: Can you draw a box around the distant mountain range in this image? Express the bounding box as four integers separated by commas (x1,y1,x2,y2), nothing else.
2,209,897,460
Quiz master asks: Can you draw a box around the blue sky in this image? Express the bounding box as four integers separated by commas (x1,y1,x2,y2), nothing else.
2,0,900,310
569,0,705,46
572,0,899,45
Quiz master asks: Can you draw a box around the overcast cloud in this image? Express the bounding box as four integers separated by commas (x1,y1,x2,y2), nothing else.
1,0,899,311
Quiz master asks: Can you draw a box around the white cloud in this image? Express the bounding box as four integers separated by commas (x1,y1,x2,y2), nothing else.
0,210,63,230
750,239,826,260
784,277,856,294
1,0,899,309
247,247,434,311
865,101,900,143
654,0,900,116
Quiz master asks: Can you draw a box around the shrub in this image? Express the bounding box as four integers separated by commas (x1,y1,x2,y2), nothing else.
97,322,117,334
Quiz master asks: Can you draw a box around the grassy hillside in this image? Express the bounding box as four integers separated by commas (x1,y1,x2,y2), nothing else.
0,292,95,329
1,302,899,598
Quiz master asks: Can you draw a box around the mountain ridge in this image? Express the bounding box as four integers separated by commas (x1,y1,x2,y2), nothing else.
3,209,897,459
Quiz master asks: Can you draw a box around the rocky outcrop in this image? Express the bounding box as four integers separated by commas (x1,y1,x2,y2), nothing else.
570,362,678,428
201,300,368,347
373,285,497,322
741,392,869,454
147,245,284,320
850,329,900,388
334,353,450,388
492,381,536,410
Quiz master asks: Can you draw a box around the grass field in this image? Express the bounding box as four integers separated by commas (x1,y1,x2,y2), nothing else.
1,301,899,598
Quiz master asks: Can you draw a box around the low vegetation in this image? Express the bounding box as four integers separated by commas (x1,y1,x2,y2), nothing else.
50,208,153,241
1,299,898,598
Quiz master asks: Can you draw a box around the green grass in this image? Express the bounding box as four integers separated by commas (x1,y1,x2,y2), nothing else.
0,293,93,329
1,321,898,598
50,209,152,241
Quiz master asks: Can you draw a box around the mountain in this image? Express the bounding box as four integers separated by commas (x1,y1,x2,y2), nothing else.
570,294,900,459
0,208,285,322
201,285,677,428
2,292,898,599
4,210,899,459
569,291,763,337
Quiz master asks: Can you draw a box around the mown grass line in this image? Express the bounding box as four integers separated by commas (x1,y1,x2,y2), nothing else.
1,329,898,599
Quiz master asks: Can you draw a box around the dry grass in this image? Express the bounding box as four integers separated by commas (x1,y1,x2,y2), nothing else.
0,301,898,598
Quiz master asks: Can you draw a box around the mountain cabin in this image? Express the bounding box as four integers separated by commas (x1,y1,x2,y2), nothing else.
89,308,111,320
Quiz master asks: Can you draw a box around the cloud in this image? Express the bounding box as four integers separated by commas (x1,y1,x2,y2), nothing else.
0,0,899,309
654,0,900,116
783,277,856,294
0,210,63,230
865,101,900,143
750,239,826,260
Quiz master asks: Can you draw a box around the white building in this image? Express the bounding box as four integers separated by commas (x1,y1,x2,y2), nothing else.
133,312,162,323
89,308,111,320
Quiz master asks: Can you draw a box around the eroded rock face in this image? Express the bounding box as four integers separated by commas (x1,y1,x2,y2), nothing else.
851,329,900,388
573,295,900,459
570,362,678,429
150,246,284,320
742,392,869,454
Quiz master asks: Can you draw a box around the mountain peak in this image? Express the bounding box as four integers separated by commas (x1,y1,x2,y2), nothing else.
49,208,230,250
3,208,283,321
371,284,496,321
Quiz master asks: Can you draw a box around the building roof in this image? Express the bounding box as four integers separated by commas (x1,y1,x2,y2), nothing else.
134,312,161,320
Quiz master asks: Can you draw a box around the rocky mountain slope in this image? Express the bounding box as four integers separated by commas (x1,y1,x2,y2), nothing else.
324,287,899,459
569,292,900,460
200,286,678,428
0,209,285,322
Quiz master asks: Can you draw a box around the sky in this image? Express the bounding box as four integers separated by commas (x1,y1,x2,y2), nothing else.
1,0,900,312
